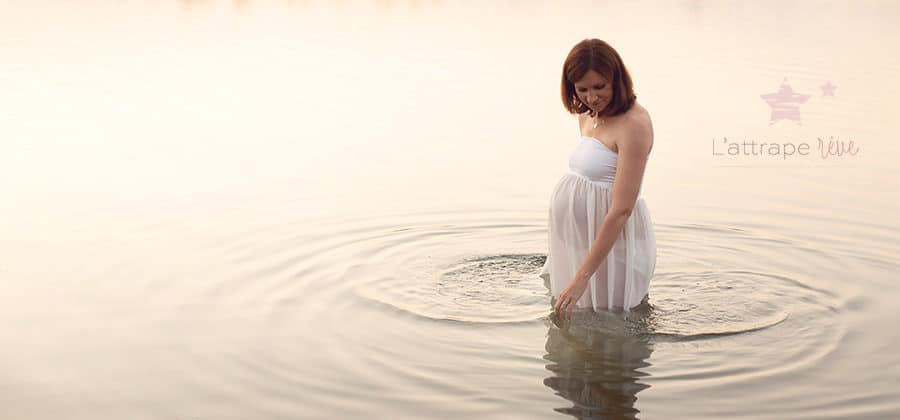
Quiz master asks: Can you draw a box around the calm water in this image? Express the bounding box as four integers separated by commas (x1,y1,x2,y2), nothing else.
3,1,900,419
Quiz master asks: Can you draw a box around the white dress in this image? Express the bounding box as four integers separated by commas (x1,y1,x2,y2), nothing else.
539,135,657,311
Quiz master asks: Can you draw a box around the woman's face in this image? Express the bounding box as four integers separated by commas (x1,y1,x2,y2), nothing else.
574,70,613,113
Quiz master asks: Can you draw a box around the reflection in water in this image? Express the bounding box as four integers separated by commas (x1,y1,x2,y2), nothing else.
543,309,654,419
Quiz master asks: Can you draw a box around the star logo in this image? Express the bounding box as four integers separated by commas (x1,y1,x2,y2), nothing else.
821,81,837,96
760,78,811,126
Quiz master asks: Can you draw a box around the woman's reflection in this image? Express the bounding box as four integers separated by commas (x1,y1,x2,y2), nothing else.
543,307,654,419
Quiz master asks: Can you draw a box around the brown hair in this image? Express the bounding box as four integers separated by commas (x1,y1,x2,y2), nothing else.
560,39,636,118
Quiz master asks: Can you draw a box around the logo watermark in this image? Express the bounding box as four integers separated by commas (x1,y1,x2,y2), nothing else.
712,136,859,160
712,77,859,160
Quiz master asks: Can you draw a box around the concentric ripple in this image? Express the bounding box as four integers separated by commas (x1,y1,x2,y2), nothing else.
344,214,848,346
543,222,849,388
355,253,550,324
190,209,860,415
548,267,823,341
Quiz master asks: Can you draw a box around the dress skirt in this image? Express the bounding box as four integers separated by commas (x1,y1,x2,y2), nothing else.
539,171,657,311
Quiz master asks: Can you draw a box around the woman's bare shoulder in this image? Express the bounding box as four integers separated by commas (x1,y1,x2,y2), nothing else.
628,102,650,121
625,103,652,133
622,103,653,152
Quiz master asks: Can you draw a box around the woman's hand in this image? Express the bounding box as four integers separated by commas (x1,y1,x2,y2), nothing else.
554,275,589,320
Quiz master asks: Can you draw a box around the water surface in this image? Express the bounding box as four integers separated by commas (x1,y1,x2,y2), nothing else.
2,1,900,419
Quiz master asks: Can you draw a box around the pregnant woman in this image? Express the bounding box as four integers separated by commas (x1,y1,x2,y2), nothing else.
539,39,657,319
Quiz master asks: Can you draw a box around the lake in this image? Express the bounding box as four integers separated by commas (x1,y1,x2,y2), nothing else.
2,0,899,418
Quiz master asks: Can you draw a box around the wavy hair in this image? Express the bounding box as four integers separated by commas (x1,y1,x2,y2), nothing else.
560,39,636,117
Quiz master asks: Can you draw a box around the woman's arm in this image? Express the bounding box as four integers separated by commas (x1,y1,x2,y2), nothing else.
575,120,652,282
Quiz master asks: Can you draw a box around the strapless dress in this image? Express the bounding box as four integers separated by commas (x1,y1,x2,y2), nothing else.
539,135,657,311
